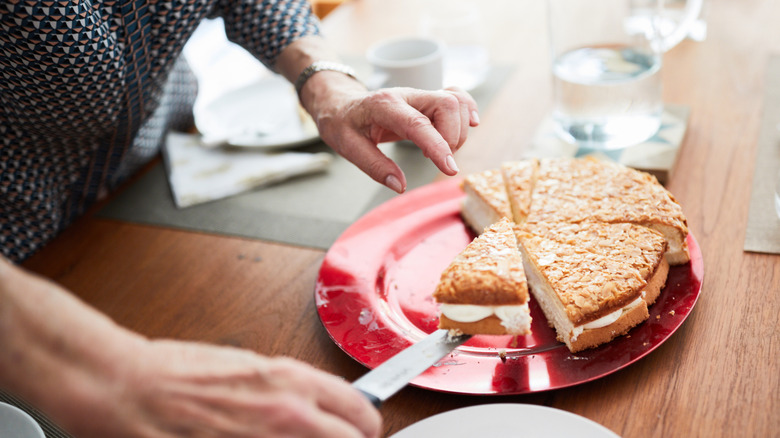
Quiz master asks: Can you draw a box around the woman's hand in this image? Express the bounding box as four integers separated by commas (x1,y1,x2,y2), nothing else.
309,81,479,193
276,36,479,194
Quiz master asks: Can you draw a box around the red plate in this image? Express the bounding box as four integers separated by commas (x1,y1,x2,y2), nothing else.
315,178,703,394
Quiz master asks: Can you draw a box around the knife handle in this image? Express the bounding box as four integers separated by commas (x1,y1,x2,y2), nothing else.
356,388,382,409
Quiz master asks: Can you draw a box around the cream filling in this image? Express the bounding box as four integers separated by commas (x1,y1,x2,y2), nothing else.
645,223,686,261
570,296,644,341
439,303,532,334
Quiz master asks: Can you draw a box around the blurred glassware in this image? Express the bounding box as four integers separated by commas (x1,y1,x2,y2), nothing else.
419,0,490,91
548,0,703,150
628,0,706,51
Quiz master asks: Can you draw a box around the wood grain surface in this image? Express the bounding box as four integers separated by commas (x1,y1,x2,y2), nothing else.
23,0,779,437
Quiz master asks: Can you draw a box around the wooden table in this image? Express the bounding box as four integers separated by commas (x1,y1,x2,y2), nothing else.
23,0,779,436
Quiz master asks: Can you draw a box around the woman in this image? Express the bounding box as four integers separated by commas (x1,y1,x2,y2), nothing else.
0,0,478,436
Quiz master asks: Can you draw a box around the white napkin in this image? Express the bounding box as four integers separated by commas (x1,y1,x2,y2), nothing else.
162,18,330,208
163,132,332,208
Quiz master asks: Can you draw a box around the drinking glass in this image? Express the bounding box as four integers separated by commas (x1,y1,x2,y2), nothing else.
419,0,489,91
547,0,702,150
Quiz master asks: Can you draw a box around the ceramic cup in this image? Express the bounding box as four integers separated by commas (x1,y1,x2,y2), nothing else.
366,36,444,90
0,402,45,438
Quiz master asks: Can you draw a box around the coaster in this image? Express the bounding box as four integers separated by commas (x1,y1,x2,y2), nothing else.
526,104,691,185
744,55,780,255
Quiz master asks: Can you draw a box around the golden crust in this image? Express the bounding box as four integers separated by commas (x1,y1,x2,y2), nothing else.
517,229,648,325
433,218,528,305
500,159,539,223
461,169,512,222
528,158,688,237
642,256,669,306
522,221,667,278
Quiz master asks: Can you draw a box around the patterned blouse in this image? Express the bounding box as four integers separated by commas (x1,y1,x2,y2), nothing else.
0,0,320,262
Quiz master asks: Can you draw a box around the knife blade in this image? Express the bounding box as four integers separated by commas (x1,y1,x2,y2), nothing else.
352,329,472,407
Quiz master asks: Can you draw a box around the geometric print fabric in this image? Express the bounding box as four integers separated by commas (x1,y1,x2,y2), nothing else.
0,0,320,262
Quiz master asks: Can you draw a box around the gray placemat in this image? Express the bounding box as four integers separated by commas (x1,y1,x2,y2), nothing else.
98,64,515,248
744,55,780,254
99,141,435,248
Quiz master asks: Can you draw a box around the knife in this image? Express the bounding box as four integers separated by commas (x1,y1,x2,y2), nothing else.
352,329,472,408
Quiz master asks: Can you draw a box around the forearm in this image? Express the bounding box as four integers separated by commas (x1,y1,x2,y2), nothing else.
0,257,381,437
0,257,146,426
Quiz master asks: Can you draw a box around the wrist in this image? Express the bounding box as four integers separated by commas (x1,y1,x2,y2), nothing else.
0,264,147,425
275,36,366,122
299,69,366,124
295,61,361,99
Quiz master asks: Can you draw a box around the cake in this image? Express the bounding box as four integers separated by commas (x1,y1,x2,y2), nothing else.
460,169,513,234
439,157,689,352
516,221,669,352
524,158,689,265
433,217,532,336
500,159,538,224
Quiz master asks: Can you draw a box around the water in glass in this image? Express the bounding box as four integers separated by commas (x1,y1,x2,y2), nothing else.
552,45,662,150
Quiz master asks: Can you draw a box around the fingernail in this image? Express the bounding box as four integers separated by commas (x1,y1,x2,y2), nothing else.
446,155,459,173
385,174,403,193
471,110,480,125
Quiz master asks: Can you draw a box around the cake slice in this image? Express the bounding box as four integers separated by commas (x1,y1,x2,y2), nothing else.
524,220,669,287
527,158,690,265
515,222,669,352
433,218,532,335
460,169,513,234
500,159,539,224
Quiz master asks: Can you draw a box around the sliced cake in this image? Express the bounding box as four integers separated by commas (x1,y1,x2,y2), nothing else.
433,218,532,336
461,158,689,266
516,221,669,352
527,158,689,265
447,157,689,352
460,169,513,234
500,159,539,224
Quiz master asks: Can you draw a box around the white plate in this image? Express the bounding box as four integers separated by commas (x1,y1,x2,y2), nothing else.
389,404,621,438
0,402,44,438
194,75,320,150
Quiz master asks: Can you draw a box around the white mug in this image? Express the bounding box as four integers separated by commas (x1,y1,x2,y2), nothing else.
366,36,444,90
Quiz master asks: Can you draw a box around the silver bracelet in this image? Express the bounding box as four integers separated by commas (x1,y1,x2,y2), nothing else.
294,61,359,96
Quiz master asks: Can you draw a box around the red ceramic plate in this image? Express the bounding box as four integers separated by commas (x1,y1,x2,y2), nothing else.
315,178,703,395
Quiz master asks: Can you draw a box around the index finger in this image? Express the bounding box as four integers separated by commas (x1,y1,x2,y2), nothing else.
369,94,459,176
444,87,480,127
